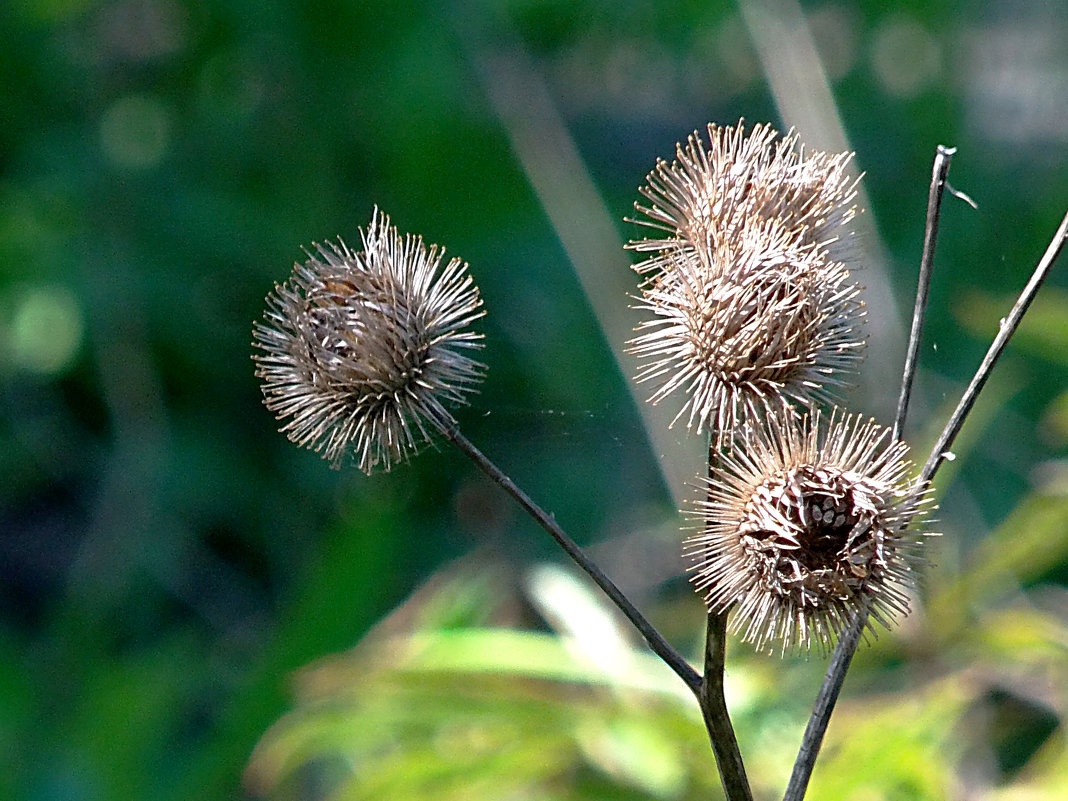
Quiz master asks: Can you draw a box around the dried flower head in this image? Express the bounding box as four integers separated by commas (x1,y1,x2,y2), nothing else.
252,208,485,473
629,121,860,272
628,218,865,442
685,410,933,653
626,122,866,441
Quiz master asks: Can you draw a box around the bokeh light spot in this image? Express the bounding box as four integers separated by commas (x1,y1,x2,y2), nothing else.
871,15,941,98
8,285,84,375
99,93,173,169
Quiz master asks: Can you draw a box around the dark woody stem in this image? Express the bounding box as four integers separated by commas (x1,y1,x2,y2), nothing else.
443,421,755,800
920,207,1068,483
701,610,755,801
438,421,704,697
700,443,754,801
781,598,869,801
784,146,957,801
784,151,1068,800
894,145,956,442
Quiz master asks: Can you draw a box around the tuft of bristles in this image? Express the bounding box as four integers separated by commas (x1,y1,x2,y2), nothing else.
252,208,485,473
627,122,867,444
629,122,860,270
684,410,935,654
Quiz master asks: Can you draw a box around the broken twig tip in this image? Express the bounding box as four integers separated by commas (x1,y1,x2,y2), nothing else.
946,182,978,209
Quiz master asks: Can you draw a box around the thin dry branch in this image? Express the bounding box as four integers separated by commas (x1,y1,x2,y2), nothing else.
784,147,1068,801
439,422,704,697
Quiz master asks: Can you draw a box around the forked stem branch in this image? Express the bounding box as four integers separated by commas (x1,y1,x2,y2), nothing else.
783,142,1068,800
783,145,957,801
439,422,704,697
442,423,757,799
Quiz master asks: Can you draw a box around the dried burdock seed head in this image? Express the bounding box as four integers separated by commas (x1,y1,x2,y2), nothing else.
629,121,860,273
685,410,934,654
252,208,486,474
625,121,866,442
628,220,866,443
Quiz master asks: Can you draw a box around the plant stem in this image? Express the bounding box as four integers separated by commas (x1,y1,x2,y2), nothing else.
781,603,867,801
696,439,754,801
894,145,955,441
439,422,703,697
784,200,1068,801
920,208,1068,483
701,611,754,801
785,144,956,801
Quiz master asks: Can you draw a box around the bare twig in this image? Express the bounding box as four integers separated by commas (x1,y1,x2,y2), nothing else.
783,199,1068,801
920,208,1068,483
784,146,958,801
701,611,755,801
894,145,956,441
781,602,867,801
438,422,704,697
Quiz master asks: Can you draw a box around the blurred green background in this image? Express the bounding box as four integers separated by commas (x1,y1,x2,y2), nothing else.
3,0,1067,799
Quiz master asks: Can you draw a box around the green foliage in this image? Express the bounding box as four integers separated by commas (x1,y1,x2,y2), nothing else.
245,563,720,801
248,539,1068,801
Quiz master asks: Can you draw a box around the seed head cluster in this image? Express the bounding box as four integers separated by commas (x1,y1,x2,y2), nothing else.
630,122,860,272
628,122,866,443
252,209,485,473
251,119,936,659
685,411,932,653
